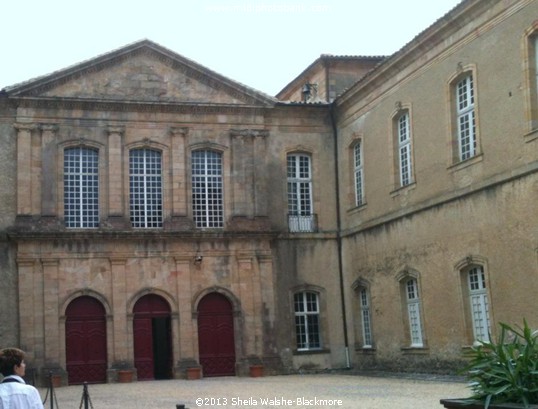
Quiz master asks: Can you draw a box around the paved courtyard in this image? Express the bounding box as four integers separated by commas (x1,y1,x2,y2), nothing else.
40,373,469,409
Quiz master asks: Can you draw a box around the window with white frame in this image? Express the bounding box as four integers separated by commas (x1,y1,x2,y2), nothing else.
398,112,413,187
359,288,373,348
64,147,99,228
456,75,476,161
287,153,314,232
406,278,424,347
192,149,223,228
294,291,321,350
129,148,163,228
354,142,364,206
468,266,491,343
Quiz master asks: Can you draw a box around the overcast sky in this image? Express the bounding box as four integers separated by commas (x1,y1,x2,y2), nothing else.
1,0,461,96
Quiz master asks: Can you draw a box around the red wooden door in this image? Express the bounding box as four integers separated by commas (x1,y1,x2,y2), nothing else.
197,293,236,376
65,296,107,384
133,295,172,380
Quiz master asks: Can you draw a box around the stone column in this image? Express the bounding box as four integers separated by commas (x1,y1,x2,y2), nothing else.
230,130,253,217
253,130,269,215
106,126,126,227
42,259,60,365
110,257,129,363
17,259,39,360
174,257,194,365
40,124,59,216
236,252,260,357
170,127,188,217
14,123,36,215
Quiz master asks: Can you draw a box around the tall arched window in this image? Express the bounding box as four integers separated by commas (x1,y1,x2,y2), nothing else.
467,266,491,344
405,278,423,347
64,147,99,228
353,142,364,206
129,148,163,228
397,112,413,187
455,74,477,161
191,149,223,228
287,153,314,232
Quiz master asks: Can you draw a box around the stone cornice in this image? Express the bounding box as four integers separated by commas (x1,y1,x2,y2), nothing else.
7,229,277,242
10,96,271,116
341,160,538,238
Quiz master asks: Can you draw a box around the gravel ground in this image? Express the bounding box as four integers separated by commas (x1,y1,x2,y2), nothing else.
39,374,469,409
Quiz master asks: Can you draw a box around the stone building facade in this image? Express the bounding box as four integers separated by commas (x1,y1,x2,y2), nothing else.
0,0,536,385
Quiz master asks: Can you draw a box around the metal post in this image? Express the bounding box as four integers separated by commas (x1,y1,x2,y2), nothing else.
48,371,54,409
83,382,89,409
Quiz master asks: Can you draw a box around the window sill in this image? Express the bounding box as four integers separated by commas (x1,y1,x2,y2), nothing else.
447,153,483,172
355,346,376,354
401,346,429,354
293,348,330,356
347,203,367,215
524,128,538,143
390,181,416,197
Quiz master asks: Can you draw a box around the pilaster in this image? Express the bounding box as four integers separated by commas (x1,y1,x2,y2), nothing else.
14,123,37,215
40,124,59,216
42,259,60,365
170,127,189,216
106,125,126,227
109,257,129,362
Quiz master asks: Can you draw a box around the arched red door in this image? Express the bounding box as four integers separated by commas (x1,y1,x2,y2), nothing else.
197,292,236,376
133,294,172,380
65,296,107,384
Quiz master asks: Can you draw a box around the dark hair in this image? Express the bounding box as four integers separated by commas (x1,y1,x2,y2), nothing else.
0,348,25,376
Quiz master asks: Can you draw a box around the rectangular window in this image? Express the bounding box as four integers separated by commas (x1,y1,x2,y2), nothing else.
398,113,413,186
354,143,364,206
456,75,476,161
360,288,373,348
287,154,314,232
64,147,99,228
192,150,223,228
294,292,321,350
129,148,163,228
468,266,490,343
406,279,423,347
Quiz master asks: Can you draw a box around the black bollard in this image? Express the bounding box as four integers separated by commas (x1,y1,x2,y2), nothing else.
176,405,185,409
83,383,89,409
48,371,54,409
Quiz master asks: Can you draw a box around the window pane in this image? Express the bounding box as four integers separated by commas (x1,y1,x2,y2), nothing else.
192,150,223,228
64,147,99,228
129,148,163,228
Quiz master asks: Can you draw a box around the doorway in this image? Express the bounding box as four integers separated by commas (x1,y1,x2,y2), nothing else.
65,296,107,384
197,292,236,376
133,294,172,380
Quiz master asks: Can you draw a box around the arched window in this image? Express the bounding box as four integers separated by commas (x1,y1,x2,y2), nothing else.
359,287,373,348
456,74,476,161
466,265,491,344
353,142,364,206
396,111,413,187
64,147,99,228
191,149,223,228
405,278,424,347
129,148,163,228
287,153,314,232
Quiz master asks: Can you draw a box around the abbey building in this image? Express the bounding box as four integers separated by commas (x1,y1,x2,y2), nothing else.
0,0,536,385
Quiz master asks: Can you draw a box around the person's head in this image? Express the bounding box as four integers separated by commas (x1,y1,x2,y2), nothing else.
0,348,26,377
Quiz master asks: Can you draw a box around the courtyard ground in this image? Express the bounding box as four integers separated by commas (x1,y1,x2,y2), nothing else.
39,373,470,409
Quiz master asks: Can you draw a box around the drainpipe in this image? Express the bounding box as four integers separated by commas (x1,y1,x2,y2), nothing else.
330,102,350,369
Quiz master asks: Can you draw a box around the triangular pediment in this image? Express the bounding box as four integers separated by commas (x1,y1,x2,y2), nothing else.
5,40,276,106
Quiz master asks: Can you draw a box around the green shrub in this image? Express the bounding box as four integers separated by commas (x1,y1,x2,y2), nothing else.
461,320,538,408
